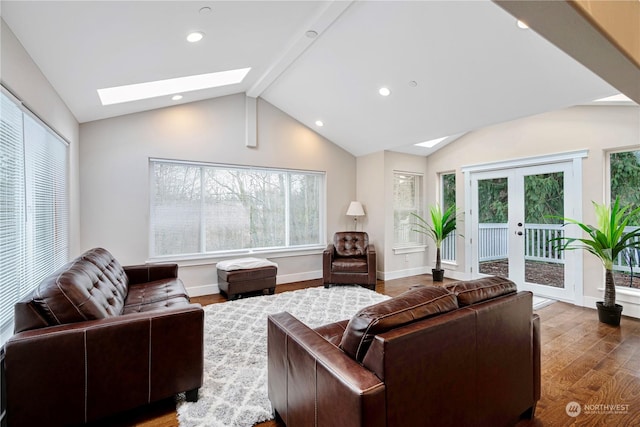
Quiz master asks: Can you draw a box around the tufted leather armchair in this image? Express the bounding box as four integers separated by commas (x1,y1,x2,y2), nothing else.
323,231,376,290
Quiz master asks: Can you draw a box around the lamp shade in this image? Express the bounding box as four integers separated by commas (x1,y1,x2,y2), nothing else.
346,201,365,217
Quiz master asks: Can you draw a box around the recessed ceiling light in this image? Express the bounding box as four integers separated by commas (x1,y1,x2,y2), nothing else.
305,30,318,39
315,120,324,127
415,136,448,148
171,94,183,101
378,87,391,97
97,67,251,105
516,20,529,29
199,6,212,14
187,31,205,42
408,81,417,87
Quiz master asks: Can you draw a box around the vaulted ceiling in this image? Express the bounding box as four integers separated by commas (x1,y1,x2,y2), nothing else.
1,1,621,157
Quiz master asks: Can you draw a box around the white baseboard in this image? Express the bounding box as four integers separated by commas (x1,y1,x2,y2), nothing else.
380,266,430,281
276,270,322,284
380,266,470,282
187,283,219,297
583,295,640,319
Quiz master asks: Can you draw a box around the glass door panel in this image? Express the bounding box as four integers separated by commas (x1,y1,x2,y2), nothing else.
524,172,565,289
477,177,509,278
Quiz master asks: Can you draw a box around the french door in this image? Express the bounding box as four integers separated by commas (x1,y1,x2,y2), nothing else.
469,162,580,302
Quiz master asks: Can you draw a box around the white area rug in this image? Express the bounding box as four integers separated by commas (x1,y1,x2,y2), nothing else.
176,285,390,427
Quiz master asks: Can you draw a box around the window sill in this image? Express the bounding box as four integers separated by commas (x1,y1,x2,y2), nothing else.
148,245,326,267
393,245,427,255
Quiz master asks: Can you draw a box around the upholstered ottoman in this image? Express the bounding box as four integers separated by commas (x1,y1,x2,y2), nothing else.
216,257,278,300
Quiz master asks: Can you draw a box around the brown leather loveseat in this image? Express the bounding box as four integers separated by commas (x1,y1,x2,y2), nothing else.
4,247,204,426
268,276,540,427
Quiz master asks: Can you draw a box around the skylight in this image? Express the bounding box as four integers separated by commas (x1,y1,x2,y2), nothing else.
594,94,633,103
97,68,251,105
415,136,448,148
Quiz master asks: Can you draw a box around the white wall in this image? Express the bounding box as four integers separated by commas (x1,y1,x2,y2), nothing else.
356,152,385,273
426,105,640,315
356,150,432,279
0,19,81,256
79,95,356,295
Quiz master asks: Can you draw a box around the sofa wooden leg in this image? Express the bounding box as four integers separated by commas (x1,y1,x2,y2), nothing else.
268,287,275,295
324,284,331,289
185,388,199,402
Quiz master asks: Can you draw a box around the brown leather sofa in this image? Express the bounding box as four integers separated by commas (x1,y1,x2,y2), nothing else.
268,276,540,427
4,248,204,427
323,232,376,290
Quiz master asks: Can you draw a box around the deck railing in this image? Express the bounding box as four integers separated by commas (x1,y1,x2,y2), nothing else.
478,223,640,273
398,221,640,272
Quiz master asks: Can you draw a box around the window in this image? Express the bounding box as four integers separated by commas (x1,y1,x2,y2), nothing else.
393,172,423,247
609,150,640,289
0,91,69,346
441,172,456,262
150,159,325,258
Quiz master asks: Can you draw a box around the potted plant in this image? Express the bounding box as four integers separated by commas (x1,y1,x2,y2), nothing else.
412,204,459,282
552,198,640,326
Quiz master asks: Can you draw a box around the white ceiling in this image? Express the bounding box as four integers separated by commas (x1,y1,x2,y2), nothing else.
1,1,619,157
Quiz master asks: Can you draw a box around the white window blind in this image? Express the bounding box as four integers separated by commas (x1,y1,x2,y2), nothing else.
150,159,325,258
0,91,69,346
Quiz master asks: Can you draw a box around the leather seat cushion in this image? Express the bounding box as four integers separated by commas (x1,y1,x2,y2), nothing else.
124,279,189,306
122,296,192,314
340,286,459,362
445,276,517,306
331,257,368,273
314,320,349,346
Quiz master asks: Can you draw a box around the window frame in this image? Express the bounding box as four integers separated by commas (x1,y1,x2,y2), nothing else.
148,158,326,262
606,147,640,299
440,171,457,263
392,171,425,252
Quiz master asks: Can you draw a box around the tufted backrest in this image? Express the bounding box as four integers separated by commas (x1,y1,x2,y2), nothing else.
334,232,369,257
14,248,129,332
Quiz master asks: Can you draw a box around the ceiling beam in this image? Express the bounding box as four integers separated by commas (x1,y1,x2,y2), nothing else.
494,0,640,104
246,0,353,98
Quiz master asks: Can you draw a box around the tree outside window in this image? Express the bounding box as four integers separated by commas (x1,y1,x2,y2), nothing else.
150,160,324,258
440,173,456,261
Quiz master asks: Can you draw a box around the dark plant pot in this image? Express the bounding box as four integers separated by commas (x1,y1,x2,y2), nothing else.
596,302,623,326
432,269,445,282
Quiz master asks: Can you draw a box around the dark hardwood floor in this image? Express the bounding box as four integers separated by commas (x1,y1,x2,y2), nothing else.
90,275,640,427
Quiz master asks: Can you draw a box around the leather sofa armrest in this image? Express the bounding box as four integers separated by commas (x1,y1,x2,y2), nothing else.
124,263,178,284
323,244,335,282
268,312,385,427
367,244,376,285
5,305,203,426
